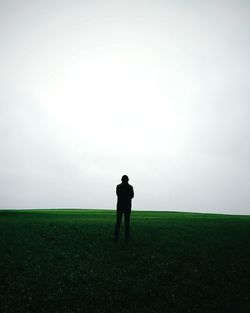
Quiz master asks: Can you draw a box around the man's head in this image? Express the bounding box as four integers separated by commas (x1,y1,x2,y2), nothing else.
121,175,129,183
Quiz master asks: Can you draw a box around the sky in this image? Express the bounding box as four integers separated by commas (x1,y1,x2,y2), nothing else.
0,0,250,214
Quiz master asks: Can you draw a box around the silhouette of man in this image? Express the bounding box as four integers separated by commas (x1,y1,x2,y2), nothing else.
114,175,134,243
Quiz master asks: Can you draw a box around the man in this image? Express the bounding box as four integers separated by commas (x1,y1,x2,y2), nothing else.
114,175,134,243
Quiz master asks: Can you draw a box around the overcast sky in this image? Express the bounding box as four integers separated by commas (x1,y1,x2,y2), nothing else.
0,0,250,214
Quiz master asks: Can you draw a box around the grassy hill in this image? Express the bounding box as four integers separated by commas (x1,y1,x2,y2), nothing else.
0,209,250,313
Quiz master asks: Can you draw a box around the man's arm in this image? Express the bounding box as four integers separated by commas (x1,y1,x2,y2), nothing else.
131,186,134,199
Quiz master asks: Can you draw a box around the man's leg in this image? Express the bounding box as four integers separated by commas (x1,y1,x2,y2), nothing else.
124,210,131,242
114,210,123,242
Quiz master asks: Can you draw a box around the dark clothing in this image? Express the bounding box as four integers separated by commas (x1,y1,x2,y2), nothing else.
116,182,134,212
114,182,134,242
114,210,131,242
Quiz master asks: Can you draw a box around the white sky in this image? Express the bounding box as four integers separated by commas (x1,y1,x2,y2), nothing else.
0,0,250,214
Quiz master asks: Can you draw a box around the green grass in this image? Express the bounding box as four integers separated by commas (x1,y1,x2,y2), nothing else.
0,209,250,313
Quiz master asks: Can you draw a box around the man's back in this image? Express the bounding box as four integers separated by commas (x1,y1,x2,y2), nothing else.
116,182,134,211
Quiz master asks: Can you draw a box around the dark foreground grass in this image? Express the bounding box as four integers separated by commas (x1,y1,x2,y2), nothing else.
0,209,250,313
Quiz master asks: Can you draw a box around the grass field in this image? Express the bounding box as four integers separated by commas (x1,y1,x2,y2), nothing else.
0,209,250,313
